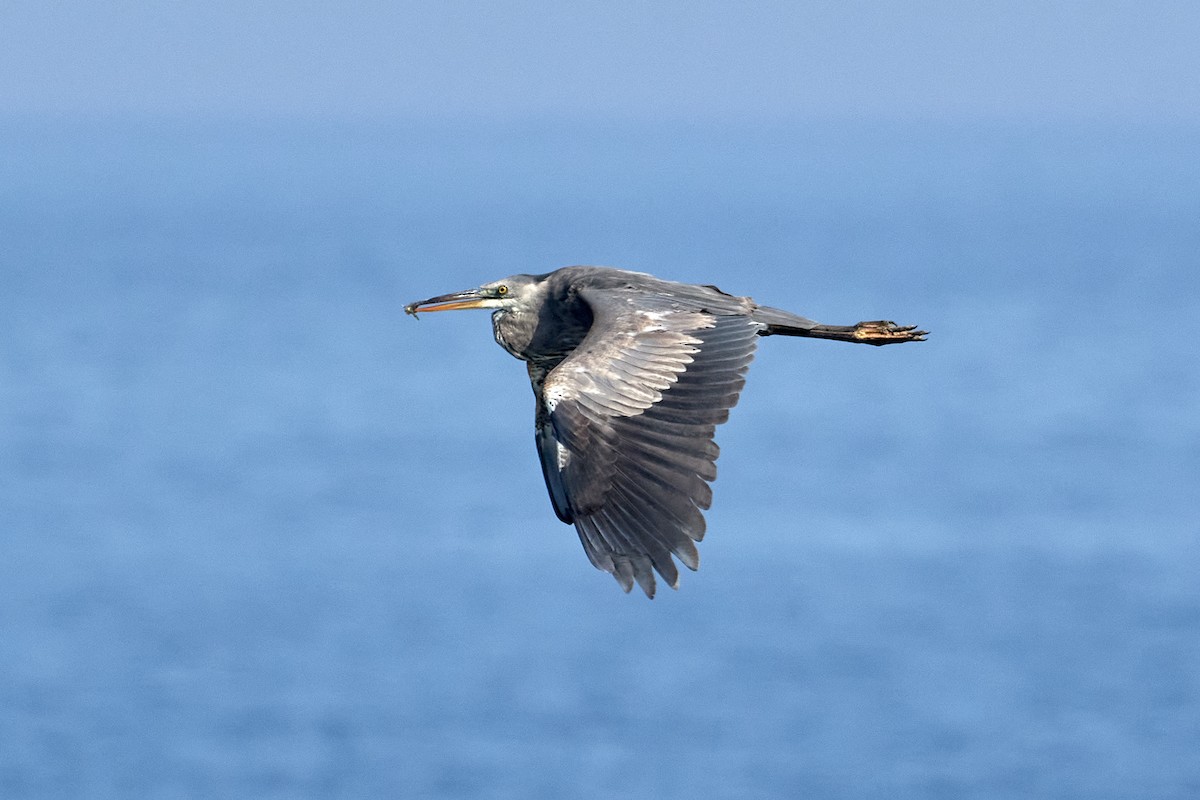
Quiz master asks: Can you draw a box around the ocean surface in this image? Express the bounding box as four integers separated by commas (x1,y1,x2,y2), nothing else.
2,118,1198,798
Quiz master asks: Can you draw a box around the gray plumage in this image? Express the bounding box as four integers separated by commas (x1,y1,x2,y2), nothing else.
405,266,926,597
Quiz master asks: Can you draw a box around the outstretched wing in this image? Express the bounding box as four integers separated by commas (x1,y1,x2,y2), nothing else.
536,287,759,596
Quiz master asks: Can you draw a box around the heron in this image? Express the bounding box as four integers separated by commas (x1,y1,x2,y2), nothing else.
405,266,926,597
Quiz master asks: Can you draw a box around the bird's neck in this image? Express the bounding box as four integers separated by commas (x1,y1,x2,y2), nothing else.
491,308,538,361
492,305,588,366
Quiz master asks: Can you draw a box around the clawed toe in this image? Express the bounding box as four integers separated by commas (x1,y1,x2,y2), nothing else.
854,320,929,345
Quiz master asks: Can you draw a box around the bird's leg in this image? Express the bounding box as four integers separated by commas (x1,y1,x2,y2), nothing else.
805,320,928,346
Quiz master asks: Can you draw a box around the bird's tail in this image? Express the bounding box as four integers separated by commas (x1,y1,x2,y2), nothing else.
753,302,830,335
752,305,825,337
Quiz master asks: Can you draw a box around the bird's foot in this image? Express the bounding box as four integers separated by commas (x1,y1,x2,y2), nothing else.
852,320,928,346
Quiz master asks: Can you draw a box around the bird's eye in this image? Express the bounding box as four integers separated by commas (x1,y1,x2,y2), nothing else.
496,285,509,296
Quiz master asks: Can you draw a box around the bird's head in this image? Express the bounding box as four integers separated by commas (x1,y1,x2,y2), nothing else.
404,274,545,318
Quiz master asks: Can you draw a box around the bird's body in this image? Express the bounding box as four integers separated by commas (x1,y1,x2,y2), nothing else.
406,266,925,596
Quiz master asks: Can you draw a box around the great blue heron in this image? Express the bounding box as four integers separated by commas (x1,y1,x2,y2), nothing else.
406,266,926,597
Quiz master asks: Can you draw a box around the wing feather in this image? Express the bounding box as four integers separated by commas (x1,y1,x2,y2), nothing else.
535,285,760,595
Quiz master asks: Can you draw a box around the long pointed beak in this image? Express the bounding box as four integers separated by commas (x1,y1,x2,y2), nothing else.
404,289,488,317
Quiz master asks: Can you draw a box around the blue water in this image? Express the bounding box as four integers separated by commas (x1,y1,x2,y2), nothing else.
2,118,1198,798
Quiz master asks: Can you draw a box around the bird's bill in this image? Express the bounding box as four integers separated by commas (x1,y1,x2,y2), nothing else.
404,289,488,317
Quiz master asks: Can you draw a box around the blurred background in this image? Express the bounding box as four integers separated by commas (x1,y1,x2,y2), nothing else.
2,2,1198,797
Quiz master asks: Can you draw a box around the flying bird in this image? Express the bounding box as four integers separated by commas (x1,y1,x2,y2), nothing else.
405,266,926,597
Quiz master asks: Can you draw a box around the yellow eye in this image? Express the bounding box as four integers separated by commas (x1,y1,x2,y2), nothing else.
496,285,509,296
